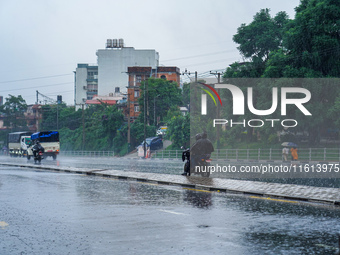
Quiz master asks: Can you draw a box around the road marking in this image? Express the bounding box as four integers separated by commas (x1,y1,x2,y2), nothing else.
250,196,298,204
315,243,337,250
158,209,187,215
0,221,9,229
183,188,212,193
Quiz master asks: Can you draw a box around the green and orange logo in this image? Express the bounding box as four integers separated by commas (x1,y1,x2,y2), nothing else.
198,82,222,115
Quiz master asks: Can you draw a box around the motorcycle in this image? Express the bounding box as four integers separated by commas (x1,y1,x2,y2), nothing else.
181,147,211,177
30,143,44,164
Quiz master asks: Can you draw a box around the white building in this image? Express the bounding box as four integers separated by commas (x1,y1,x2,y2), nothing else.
74,40,159,109
96,41,159,96
74,64,98,108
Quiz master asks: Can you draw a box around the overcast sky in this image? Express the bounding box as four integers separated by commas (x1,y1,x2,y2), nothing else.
0,0,300,105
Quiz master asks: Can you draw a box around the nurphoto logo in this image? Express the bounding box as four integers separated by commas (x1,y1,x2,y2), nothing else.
200,82,312,128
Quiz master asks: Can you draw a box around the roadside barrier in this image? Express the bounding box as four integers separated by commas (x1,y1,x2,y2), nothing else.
60,151,115,157
152,148,340,162
58,148,340,161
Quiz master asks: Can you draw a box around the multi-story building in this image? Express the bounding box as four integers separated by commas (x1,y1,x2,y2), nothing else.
96,39,159,96
74,40,160,110
127,66,180,120
74,64,98,108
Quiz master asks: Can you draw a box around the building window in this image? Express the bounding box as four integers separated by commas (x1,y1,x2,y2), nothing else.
134,90,140,97
87,84,98,92
87,71,98,79
134,106,139,112
161,75,166,80
136,75,142,83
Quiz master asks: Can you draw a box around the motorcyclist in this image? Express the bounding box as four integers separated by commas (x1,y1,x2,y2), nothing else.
32,140,44,158
189,132,214,175
190,133,203,168
181,133,202,176
181,132,215,176
200,131,214,158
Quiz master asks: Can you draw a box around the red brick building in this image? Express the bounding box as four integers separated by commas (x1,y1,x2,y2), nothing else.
127,66,180,120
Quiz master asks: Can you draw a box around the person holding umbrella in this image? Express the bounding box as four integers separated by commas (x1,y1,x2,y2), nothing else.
281,142,298,161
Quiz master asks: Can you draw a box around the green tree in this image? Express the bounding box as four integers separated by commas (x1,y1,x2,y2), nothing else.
167,112,190,149
328,94,340,129
40,103,78,130
84,104,124,150
283,0,340,77
0,95,28,131
229,9,290,78
138,78,182,125
182,82,190,107
129,120,156,147
52,103,124,151
224,62,262,78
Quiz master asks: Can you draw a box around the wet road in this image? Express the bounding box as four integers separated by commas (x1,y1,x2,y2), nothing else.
1,165,340,254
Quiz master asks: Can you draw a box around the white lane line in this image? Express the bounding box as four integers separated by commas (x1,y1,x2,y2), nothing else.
158,209,188,215
0,221,9,229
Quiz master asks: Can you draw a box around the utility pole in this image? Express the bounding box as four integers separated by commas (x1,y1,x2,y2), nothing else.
182,69,197,83
210,71,223,149
56,95,62,130
127,92,131,153
146,80,149,126
143,80,147,158
75,103,86,151
82,104,85,151
182,69,197,115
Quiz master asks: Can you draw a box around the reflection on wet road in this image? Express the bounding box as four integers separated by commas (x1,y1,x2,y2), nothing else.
0,166,340,254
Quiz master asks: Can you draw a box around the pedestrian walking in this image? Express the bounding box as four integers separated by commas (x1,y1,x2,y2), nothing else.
282,147,289,161
290,147,298,161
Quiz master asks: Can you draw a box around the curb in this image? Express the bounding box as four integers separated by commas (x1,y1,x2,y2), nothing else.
1,162,340,207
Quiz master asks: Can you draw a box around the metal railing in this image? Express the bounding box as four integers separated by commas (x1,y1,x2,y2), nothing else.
151,148,340,162
60,151,114,157
58,148,340,161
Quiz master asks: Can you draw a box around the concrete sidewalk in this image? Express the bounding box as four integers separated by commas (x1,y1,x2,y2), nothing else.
1,162,340,207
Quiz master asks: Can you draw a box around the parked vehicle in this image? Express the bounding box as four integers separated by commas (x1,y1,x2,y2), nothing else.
7,132,32,157
181,147,211,177
140,137,163,151
27,131,59,160
156,126,167,136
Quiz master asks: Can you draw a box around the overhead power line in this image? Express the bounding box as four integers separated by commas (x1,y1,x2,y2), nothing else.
162,49,238,62
0,73,73,84
0,82,73,93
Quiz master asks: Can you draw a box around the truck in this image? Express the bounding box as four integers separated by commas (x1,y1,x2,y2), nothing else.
7,132,33,157
27,131,60,160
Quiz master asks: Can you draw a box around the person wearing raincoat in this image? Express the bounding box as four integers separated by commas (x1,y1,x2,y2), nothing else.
290,147,298,161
